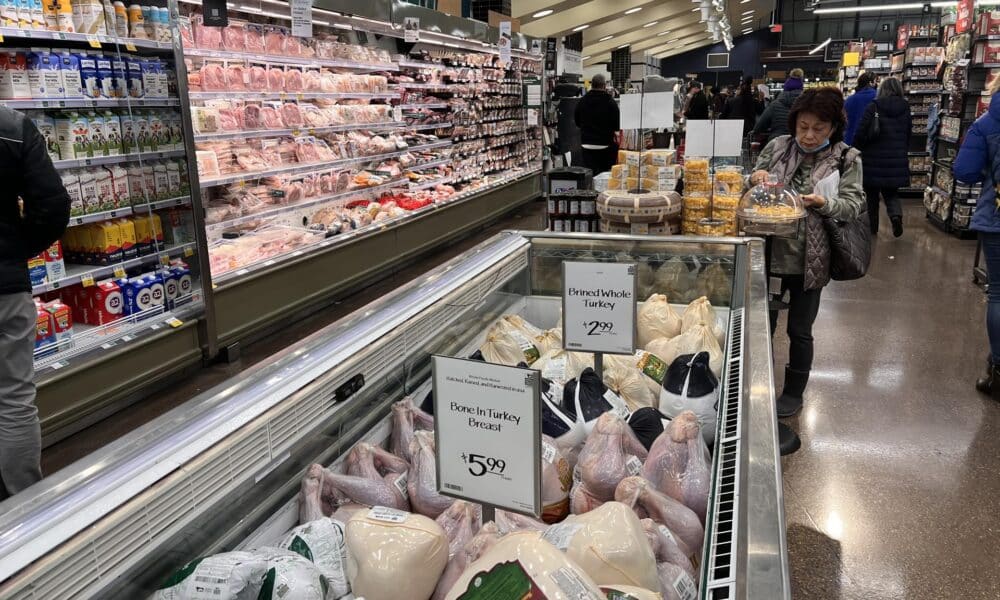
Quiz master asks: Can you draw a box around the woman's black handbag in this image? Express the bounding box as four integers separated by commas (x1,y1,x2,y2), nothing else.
823,148,872,281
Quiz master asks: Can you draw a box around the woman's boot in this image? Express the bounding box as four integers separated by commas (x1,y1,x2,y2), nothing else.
779,423,801,455
777,365,809,417
975,357,1000,400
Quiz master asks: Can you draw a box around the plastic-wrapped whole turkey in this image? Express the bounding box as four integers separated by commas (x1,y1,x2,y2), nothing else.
541,434,573,523
570,412,648,514
562,367,632,434
479,316,542,366
653,258,696,303
641,411,711,522
390,397,434,464
297,444,410,522
641,518,697,581
443,531,606,600
435,500,481,561
253,547,330,600
637,294,682,347
615,476,704,558
604,356,658,412
533,348,593,384
408,430,454,518
432,522,501,600
659,353,719,445
276,517,350,598
533,327,563,355
152,551,268,600
345,507,449,600
541,385,586,470
695,261,732,307
627,406,667,450
541,501,659,590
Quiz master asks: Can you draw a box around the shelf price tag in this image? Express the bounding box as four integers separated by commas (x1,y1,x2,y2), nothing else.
87,35,101,48
183,246,194,258
166,317,183,328
113,265,126,279
125,42,137,51
159,254,171,266
81,273,96,287
432,355,541,517
562,261,637,355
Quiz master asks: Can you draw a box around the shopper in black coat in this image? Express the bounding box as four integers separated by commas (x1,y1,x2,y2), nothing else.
721,76,759,135
574,73,621,176
752,69,803,142
0,106,70,498
853,77,912,237
684,81,710,120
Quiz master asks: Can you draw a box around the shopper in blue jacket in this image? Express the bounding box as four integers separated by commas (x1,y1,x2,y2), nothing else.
843,72,877,146
954,81,1000,399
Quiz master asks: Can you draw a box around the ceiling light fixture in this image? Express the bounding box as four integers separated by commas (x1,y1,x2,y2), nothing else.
643,21,658,27
624,7,643,14
742,28,753,33
742,9,754,14
809,37,832,54
531,9,554,17
599,34,614,41
617,43,630,48
812,0,1000,13
572,24,589,31
692,7,700,10
657,30,672,36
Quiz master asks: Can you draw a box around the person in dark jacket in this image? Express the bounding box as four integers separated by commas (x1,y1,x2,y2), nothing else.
954,80,1000,399
574,73,620,176
853,77,911,237
752,68,804,142
0,106,70,499
683,81,710,120
711,85,729,117
843,72,877,145
721,76,760,135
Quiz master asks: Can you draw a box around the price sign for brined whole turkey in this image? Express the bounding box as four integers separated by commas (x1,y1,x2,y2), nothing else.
432,356,541,516
562,261,637,354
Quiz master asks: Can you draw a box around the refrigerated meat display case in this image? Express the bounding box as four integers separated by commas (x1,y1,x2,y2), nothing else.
0,231,789,600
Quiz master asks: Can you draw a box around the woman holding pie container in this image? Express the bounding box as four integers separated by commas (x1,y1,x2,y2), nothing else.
745,86,866,456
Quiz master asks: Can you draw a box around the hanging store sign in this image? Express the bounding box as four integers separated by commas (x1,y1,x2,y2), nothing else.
897,25,909,50
531,39,542,56
202,0,228,27
499,21,512,64
523,78,542,107
956,0,974,33
433,356,542,516
404,17,420,43
290,0,311,38
562,261,637,355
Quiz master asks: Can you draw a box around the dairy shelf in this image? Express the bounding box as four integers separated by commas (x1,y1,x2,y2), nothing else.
32,242,197,295
0,27,171,50
2,98,180,109
69,196,191,227
53,150,186,170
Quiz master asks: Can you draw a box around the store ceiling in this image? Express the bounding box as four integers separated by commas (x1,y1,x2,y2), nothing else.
512,0,775,66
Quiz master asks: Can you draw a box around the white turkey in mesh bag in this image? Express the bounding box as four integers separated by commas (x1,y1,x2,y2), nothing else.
637,294,682,348
533,327,563,355
681,296,725,347
479,317,542,366
658,353,719,445
276,517,349,598
647,321,722,378
152,551,268,600
616,251,657,299
533,348,593,384
501,314,544,339
645,337,682,372
541,501,659,591
652,258,696,303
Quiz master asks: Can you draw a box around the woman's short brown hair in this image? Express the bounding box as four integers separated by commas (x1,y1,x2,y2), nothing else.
787,86,847,144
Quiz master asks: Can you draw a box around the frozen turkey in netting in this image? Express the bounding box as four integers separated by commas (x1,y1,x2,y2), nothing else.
637,293,682,348
570,412,648,515
652,258,697,303
479,315,543,366
681,296,725,346
443,531,606,600
659,352,719,445
541,501,659,590
615,476,704,558
151,551,269,600
533,347,594,384
432,522,502,600
276,517,350,598
253,547,330,600
641,411,711,522
562,367,631,432
345,507,449,600
533,326,564,354
604,356,659,412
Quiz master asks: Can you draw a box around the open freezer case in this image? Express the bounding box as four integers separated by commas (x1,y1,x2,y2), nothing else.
0,231,788,600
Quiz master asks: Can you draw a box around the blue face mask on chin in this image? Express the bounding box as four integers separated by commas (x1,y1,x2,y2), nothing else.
796,139,831,154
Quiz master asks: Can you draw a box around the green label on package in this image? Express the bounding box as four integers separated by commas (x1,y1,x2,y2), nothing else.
636,350,667,385
456,561,545,599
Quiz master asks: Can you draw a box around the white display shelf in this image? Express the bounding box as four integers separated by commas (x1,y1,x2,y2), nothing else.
34,299,202,372
398,59,447,71
204,178,407,233
32,242,197,294
69,196,191,227
53,150,186,170
184,48,399,72
188,91,399,101
399,103,450,110
407,122,453,131
1,98,179,109
193,121,407,142
199,140,453,188
0,27,171,50
393,82,453,90
408,176,453,191
406,157,451,171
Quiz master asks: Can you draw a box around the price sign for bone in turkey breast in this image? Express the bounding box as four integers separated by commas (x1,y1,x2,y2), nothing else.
562,261,637,355
432,356,541,516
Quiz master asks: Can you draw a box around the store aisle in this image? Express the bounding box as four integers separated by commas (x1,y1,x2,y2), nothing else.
779,202,1000,599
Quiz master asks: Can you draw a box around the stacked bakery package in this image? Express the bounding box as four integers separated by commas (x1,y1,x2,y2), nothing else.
153,293,733,600
681,156,711,235
608,149,680,192
597,149,682,235
683,162,746,236
711,166,744,236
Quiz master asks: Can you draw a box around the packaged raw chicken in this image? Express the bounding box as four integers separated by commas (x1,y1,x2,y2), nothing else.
247,65,268,91
266,66,285,92
225,64,247,91
245,24,266,53
221,22,246,51
192,15,222,49
264,25,287,55
201,62,228,91
284,68,304,92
